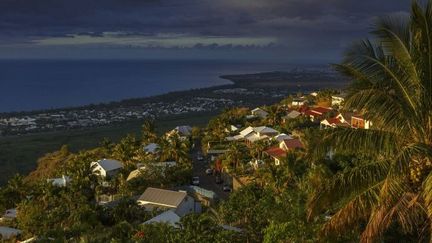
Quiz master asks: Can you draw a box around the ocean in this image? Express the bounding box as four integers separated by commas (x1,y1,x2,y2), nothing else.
0,59,317,113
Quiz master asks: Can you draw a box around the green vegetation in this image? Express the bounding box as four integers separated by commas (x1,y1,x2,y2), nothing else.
308,1,432,241
1,1,432,242
0,111,216,184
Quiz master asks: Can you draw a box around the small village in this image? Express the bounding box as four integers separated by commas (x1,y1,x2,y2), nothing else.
0,87,293,136
0,89,374,241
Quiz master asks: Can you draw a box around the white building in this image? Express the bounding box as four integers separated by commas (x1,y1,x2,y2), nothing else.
251,108,269,119
143,210,181,228
167,125,193,140
47,175,71,187
291,98,307,107
0,226,21,240
0,209,17,222
143,143,160,154
90,159,124,178
226,126,280,144
127,161,177,181
331,93,347,107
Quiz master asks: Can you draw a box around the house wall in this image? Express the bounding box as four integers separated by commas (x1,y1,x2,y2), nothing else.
351,117,365,129
175,195,196,217
92,166,107,178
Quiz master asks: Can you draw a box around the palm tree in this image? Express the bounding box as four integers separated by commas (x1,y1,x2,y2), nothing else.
308,2,432,241
225,142,247,171
160,134,190,164
266,105,283,126
141,119,158,144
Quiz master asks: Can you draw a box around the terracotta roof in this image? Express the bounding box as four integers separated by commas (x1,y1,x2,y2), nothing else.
311,106,332,115
265,147,287,159
282,139,304,149
327,117,342,125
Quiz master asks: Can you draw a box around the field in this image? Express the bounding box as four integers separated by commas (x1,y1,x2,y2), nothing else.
0,111,216,185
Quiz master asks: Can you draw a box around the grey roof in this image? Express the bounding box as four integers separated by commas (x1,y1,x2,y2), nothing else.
284,110,301,119
175,126,192,136
0,226,21,240
92,159,123,172
138,187,187,208
143,143,160,153
143,210,180,228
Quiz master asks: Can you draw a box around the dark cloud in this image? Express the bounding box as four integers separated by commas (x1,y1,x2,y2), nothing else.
0,0,411,60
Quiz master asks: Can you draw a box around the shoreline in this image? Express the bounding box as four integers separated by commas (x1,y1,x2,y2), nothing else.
0,68,347,137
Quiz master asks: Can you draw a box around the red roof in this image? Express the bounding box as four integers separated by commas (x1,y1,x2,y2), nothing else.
265,147,287,159
282,139,304,149
312,106,332,114
305,106,332,117
327,117,342,125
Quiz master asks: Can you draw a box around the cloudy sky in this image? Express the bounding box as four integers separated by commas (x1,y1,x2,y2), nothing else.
0,0,410,62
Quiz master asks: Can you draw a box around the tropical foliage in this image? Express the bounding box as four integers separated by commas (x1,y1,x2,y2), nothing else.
308,1,432,241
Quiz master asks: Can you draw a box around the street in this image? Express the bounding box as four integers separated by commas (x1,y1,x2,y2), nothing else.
191,139,230,200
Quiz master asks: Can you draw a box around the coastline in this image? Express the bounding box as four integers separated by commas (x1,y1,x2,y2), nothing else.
0,68,347,184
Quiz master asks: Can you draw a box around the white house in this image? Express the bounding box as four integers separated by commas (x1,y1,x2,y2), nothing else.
137,187,198,217
251,108,269,119
0,226,21,240
127,161,177,181
168,126,192,138
90,159,124,178
47,175,71,187
226,126,280,144
331,93,347,107
0,209,17,222
291,98,307,107
274,133,292,142
143,210,181,228
143,143,160,154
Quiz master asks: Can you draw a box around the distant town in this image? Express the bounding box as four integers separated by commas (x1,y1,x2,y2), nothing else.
0,68,345,136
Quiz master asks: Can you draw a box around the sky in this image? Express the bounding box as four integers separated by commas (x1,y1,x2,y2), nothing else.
0,0,410,62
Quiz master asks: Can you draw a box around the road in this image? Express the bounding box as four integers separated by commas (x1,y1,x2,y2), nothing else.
191,139,230,200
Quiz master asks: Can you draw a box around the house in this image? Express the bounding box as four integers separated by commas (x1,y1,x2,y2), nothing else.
351,115,372,129
291,98,308,107
226,126,280,144
143,210,181,228
265,139,304,165
249,159,265,169
274,133,292,142
331,93,347,107
47,175,71,187
167,125,192,139
224,125,240,133
251,108,269,119
90,159,124,178
127,161,177,181
137,187,198,217
320,113,352,129
304,106,333,122
243,126,279,144
0,226,21,240
143,143,160,155
282,110,301,122
0,209,17,222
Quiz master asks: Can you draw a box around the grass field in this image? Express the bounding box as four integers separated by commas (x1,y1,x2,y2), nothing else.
0,111,217,185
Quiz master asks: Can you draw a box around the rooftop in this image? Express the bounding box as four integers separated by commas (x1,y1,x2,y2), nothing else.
138,187,187,208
